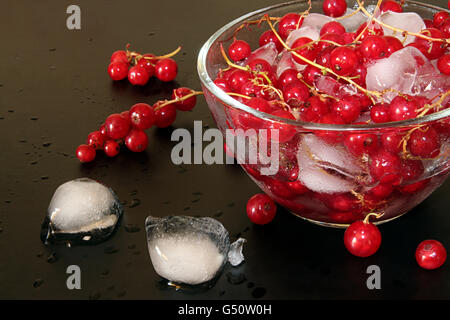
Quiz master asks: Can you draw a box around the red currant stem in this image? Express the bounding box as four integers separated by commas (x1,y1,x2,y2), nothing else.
143,46,182,61
263,15,381,103
416,90,450,117
335,4,363,20
356,0,449,44
226,92,252,100
363,212,384,224
354,0,382,43
153,91,203,111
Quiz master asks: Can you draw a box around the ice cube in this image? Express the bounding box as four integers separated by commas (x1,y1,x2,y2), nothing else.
302,13,334,33
314,75,357,98
40,178,123,245
296,134,362,194
276,50,297,78
247,42,278,66
338,8,369,32
286,26,320,47
366,46,444,102
379,11,425,45
145,215,245,285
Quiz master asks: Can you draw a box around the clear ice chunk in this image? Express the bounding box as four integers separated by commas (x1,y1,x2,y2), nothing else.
286,26,320,47
379,11,425,45
301,13,334,33
276,50,297,78
40,178,123,245
339,8,369,32
296,134,362,194
247,42,278,65
145,215,245,285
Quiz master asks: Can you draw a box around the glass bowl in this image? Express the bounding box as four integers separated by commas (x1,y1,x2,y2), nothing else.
197,0,450,227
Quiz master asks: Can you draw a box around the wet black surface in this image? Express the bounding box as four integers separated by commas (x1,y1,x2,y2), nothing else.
0,0,449,299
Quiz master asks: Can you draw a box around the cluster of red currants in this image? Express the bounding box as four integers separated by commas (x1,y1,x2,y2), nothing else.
76,87,199,163
246,193,447,270
107,45,179,85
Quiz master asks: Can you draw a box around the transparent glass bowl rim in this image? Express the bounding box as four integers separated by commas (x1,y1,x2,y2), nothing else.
197,0,450,132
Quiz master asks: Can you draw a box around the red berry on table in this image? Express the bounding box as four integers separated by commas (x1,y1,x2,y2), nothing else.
330,46,358,76
344,217,382,258
99,123,107,136
128,65,150,86
380,0,403,13
104,113,131,140
437,55,450,76
136,54,156,77
278,13,304,39
155,58,178,82
108,62,129,81
110,50,128,64
172,87,197,111
433,11,449,28
103,140,120,157
154,103,177,128
416,240,447,270
259,30,283,52
369,150,402,185
129,103,155,130
228,40,251,62
246,193,277,225
323,0,347,18
408,126,441,158
76,144,96,163
320,21,346,36
86,131,106,149
125,129,148,152
291,37,319,64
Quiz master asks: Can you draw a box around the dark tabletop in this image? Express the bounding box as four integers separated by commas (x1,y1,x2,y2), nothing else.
0,0,449,300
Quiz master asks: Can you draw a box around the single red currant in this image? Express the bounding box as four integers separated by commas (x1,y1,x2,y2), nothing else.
125,129,148,152
128,65,150,86
87,131,106,149
103,140,120,157
213,78,231,92
380,0,403,13
172,87,197,111
370,103,390,123
437,54,450,76
228,40,251,62
330,46,358,76
317,33,345,51
246,193,277,225
283,82,310,107
413,28,446,60
408,126,441,158
416,240,447,270
369,150,402,185
320,21,346,36
440,18,450,38
155,58,178,82
76,144,96,163
344,132,379,156
380,131,403,153
389,96,417,122
302,65,321,85
323,0,347,17
433,11,449,28
344,217,382,258
278,69,300,89
298,95,330,122
291,37,319,64
355,22,384,41
110,50,128,64
129,103,155,130
154,103,177,128
105,113,131,140
259,30,283,52
384,36,403,56
331,95,362,123
358,35,389,60
278,13,304,39
136,54,156,77
228,69,251,92
108,62,129,81
401,159,424,182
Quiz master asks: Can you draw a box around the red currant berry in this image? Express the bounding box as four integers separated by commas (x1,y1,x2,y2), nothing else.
389,96,417,122
344,132,379,156
355,22,384,41
154,103,177,128
401,159,424,182
278,13,304,39
316,46,334,67
317,112,345,144
415,240,447,270
320,21,346,36
302,65,322,85
331,95,362,123
368,183,394,200
129,103,155,130
283,82,310,107
344,219,381,257
323,0,347,17
437,54,450,76
370,103,390,123
369,150,402,185
103,140,120,157
172,87,197,111
384,36,403,56
342,32,356,44
259,30,283,52
228,40,251,62
413,28,447,60
228,69,251,92
358,35,389,60
380,131,403,153
408,126,441,158
326,193,360,212
110,50,128,64
299,95,330,122
291,37,319,64
105,113,131,140
433,11,449,28
380,0,403,13
268,109,297,143
125,129,148,152
213,78,231,92
87,131,106,149
399,178,430,194
108,62,129,81
155,58,178,82
317,33,345,52
278,69,300,89
246,193,277,225
136,54,156,77
128,65,150,86
99,123,107,136
330,46,358,76
76,144,96,163
440,18,450,38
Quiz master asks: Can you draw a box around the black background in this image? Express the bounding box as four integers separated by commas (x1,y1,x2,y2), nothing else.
0,0,449,300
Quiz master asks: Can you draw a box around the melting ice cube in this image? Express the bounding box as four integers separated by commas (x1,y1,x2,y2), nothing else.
276,50,297,78
296,134,363,194
379,11,425,45
40,178,123,245
286,26,320,47
247,42,278,66
301,13,334,33
338,8,369,32
145,215,245,285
